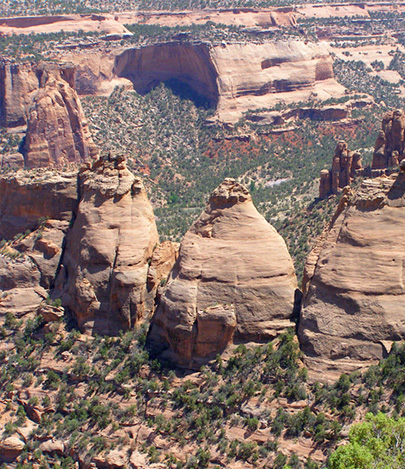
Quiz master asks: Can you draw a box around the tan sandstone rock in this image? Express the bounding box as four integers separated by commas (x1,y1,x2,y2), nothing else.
319,140,362,199
372,109,405,170
59,154,159,334
148,178,298,367
0,436,25,462
23,62,98,168
299,170,405,375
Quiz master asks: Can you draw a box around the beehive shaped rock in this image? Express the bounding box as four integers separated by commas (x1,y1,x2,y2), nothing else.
147,178,298,367
300,168,405,376
58,154,159,334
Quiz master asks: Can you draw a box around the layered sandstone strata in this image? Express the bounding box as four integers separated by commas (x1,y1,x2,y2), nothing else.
23,63,98,168
0,170,78,315
372,109,405,170
58,154,159,334
114,40,345,122
319,140,362,198
300,168,405,375
147,178,298,367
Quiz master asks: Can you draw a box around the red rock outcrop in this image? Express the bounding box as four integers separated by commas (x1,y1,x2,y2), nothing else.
0,61,38,127
147,178,298,367
23,63,98,169
58,154,159,334
300,168,405,375
319,140,362,198
372,109,405,169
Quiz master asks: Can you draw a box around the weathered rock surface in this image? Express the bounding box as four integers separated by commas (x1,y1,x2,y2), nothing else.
114,40,344,123
0,170,77,240
372,109,405,169
0,170,79,319
59,154,159,334
0,436,25,463
148,178,298,367
300,170,405,375
23,63,98,168
146,240,179,313
0,61,39,128
0,255,47,318
319,140,362,198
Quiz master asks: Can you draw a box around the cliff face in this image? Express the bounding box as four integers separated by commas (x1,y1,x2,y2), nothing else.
114,42,219,107
372,109,405,170
23,63,98,169
0,62,39,128
113,40,344,122
0,170,77,319
147,178,298,367
212,41,342,122
58,155,159,335
299,170,405,375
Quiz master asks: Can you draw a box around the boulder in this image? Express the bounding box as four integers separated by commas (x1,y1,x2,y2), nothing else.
300,171,405,374
148,178,298,367
59,154,159,334
0,436,25,462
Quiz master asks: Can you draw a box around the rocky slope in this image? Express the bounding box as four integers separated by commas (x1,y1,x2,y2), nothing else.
300,166,405,376
148,178,298,367
23,63,98,168
58,154,159,334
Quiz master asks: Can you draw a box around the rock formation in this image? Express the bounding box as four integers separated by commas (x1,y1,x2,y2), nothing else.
23,63,98,169
113,40,345,122
58,154,159,334
300,167,405,375
0,61,39,128
147,178,298,367
319,140,362,198
0,159,171,334
0,170,78,316
372,109,405,169
0,169,77,240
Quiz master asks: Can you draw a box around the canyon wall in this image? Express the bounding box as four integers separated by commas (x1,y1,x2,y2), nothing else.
113,39,344,122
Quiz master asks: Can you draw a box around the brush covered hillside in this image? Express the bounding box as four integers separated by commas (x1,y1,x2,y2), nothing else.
1,0,405,468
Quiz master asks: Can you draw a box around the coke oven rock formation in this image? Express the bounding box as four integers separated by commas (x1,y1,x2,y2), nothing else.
300,167,405,376
372,109,405,170
58,154,159,334
23,63,98,168
0,157,174,335
147,178,298,367
319,140,362,199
